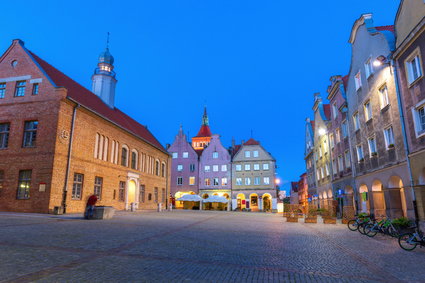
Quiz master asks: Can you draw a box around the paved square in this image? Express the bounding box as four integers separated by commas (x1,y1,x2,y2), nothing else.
0,211,424,282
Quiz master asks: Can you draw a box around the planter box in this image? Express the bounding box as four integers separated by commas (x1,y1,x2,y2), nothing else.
304,217,317,223
286,217,299,223
92,206,115,220
323,218,337,224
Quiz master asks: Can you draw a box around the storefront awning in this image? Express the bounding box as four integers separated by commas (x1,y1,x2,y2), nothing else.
203,195,229,203
177,194,202,202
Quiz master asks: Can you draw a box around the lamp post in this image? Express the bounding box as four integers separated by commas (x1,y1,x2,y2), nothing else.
374,55,419,222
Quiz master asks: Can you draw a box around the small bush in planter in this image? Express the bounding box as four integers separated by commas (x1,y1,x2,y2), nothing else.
371,152,378,157
392,217,412,229
357,213,369,219
359,158,365,162
388,144,395,149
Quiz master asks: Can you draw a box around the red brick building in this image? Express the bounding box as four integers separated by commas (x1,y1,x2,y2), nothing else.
0,39,170,213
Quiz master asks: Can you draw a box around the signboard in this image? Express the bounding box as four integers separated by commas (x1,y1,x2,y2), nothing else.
39,183,46,192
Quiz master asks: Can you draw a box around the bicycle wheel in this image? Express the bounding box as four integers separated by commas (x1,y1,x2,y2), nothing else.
347,220,358,231
388,226,399,238
398,233,417,251
358,222,367,235
365,224,378,237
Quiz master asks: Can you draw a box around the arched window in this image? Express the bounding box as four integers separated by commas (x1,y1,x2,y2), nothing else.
103,137,109,161
161,162,166,177
148,193,152,201
155,160,160,176
121,145,129,167
94,133,100,158
131,150,138,170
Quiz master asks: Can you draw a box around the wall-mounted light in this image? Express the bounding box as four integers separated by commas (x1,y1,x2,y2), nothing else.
373,55,389,67
318,128,327,136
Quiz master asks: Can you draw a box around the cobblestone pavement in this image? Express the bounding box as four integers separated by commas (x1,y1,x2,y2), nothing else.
0,211,424,283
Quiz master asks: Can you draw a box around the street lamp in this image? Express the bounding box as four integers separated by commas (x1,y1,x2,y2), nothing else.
373,55,388,67
318,128,327,136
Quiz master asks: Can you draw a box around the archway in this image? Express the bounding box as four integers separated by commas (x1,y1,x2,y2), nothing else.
250,193,259,211
388,176,407,218
358,185,369,213
237,193,246,210
372,180,386,218
128,180,136,205
343,185,355,219
262,193,272,212
322,191,328,209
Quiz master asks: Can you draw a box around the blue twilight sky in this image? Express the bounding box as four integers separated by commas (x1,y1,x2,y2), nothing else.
0,0,400,193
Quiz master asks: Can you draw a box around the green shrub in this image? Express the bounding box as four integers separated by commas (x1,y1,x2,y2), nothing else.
392,217,412,228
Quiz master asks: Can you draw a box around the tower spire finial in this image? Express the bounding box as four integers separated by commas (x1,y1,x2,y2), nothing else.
106,32,110,50
202,106,209,126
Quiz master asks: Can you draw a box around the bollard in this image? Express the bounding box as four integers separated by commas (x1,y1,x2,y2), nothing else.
130,202,136,212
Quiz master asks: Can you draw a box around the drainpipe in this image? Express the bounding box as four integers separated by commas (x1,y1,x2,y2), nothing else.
62,103,79,214
390,59,419,222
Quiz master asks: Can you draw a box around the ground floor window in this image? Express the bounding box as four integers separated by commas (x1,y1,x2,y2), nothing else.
162,188,165,202
154,187,158,203
94,176,103,199
17,170,31,199
139,185,145,203
72,173,83,200
119,181,125,201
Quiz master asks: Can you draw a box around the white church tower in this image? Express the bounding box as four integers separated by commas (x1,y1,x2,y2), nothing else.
92,35,117,108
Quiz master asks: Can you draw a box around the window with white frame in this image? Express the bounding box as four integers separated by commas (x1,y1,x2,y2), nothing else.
379,85,390,109
344,150,351,168
245,151,251,158
253,150,259,157
325,164,330,176
338,155,343,172
254,177,260,185
182,152,189,158
330,133,334,148
355,71,362,90
356,145,364,161
172,152,178,159
190,164,195,172
221,165,227,172
263,163,269,170
204,165,210,172
213,178,219,186
212,152,218,159
335,128,341,143
332,102,338,119
221,178,228,186
405,48,423,84
245,164,251,171
213,165,219,172
364,101,372,121
353,112,360,131
342,120,348,138
384,126,395,149
245,177,251,185
236,164,242,171
365,57,373,78
189,177,195,185
319,146,323,157
263,177,270,185
236,178,242,185
413,104,425,136
316,169,320,181
205,178,211,186
320,167,324,179
332,159,337,174
253,164,260,171
177,165,183,172
177,177,183,185
368,137,377,156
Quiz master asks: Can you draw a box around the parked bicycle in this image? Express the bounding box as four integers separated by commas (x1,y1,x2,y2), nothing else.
363,217,398,238
398,225,425,251
347,214,371,233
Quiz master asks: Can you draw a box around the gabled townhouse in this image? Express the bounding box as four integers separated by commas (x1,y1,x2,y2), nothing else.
304,118,317,204
167,126,199,208
346,14,414,218
311,93,333,209
326,75,356,216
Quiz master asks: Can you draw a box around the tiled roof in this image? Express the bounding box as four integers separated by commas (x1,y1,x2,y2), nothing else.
244,138,260,145
375,25,395,33
28,50,166,152
230,144,241,157
195,125,212,137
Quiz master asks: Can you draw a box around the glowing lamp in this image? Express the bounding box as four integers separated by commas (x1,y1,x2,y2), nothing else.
373,55,387,67
318,128,327,136
275,178,281,185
